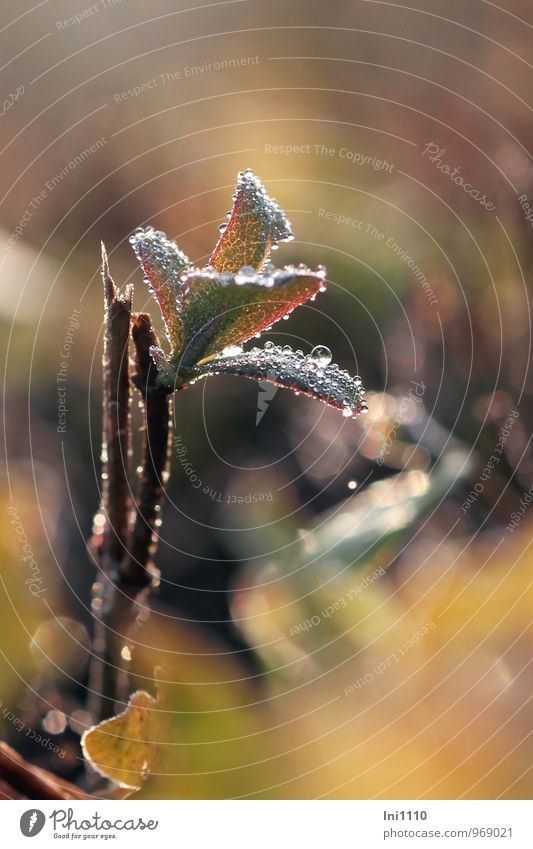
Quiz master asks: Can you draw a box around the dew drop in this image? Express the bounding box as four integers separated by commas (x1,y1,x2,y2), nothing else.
221,345,243,357
264,340,274,350
310,345,332,367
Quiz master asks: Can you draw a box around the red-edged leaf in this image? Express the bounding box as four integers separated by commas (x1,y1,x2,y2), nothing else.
176,265,327,368
130,227,189,355
187,344,367,416
210,170,293,274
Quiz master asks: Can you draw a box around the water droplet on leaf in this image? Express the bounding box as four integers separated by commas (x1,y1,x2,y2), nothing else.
310,345,332,367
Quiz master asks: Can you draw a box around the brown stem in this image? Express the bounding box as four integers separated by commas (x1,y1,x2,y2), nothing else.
0,742,89,800
115,314,172,693
99,241,133,562
90,309,172,718
126,313,172,582
88,244,133,720
89,258,172,720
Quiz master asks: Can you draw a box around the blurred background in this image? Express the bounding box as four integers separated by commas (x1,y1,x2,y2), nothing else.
0,0,532,799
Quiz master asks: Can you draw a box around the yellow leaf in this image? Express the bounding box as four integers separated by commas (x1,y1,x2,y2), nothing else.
81,691,156,789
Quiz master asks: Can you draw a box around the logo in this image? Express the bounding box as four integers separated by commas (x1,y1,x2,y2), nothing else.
256,380,278,425
256,364,281,426
20,810,46,837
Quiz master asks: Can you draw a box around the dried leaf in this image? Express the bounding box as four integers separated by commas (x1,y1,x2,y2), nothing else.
176,265,327,368
210,170,293,273
131,628,293,800
188,343,367,416
130,227,189,355
81,691,156,789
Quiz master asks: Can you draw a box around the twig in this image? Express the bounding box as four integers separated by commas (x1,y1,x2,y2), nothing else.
0,742,89,800
99,241,133,562
114,314,172,693
126,312,172,582
89,264,172,719
89,244,133,720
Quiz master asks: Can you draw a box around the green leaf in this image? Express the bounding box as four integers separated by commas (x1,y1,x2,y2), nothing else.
187,342,367,416
229,451,473,676
130,623,296,800
81,690,157,789
304,449,471,566
210,170,293,273
130,227,189,355
176,265,327,369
